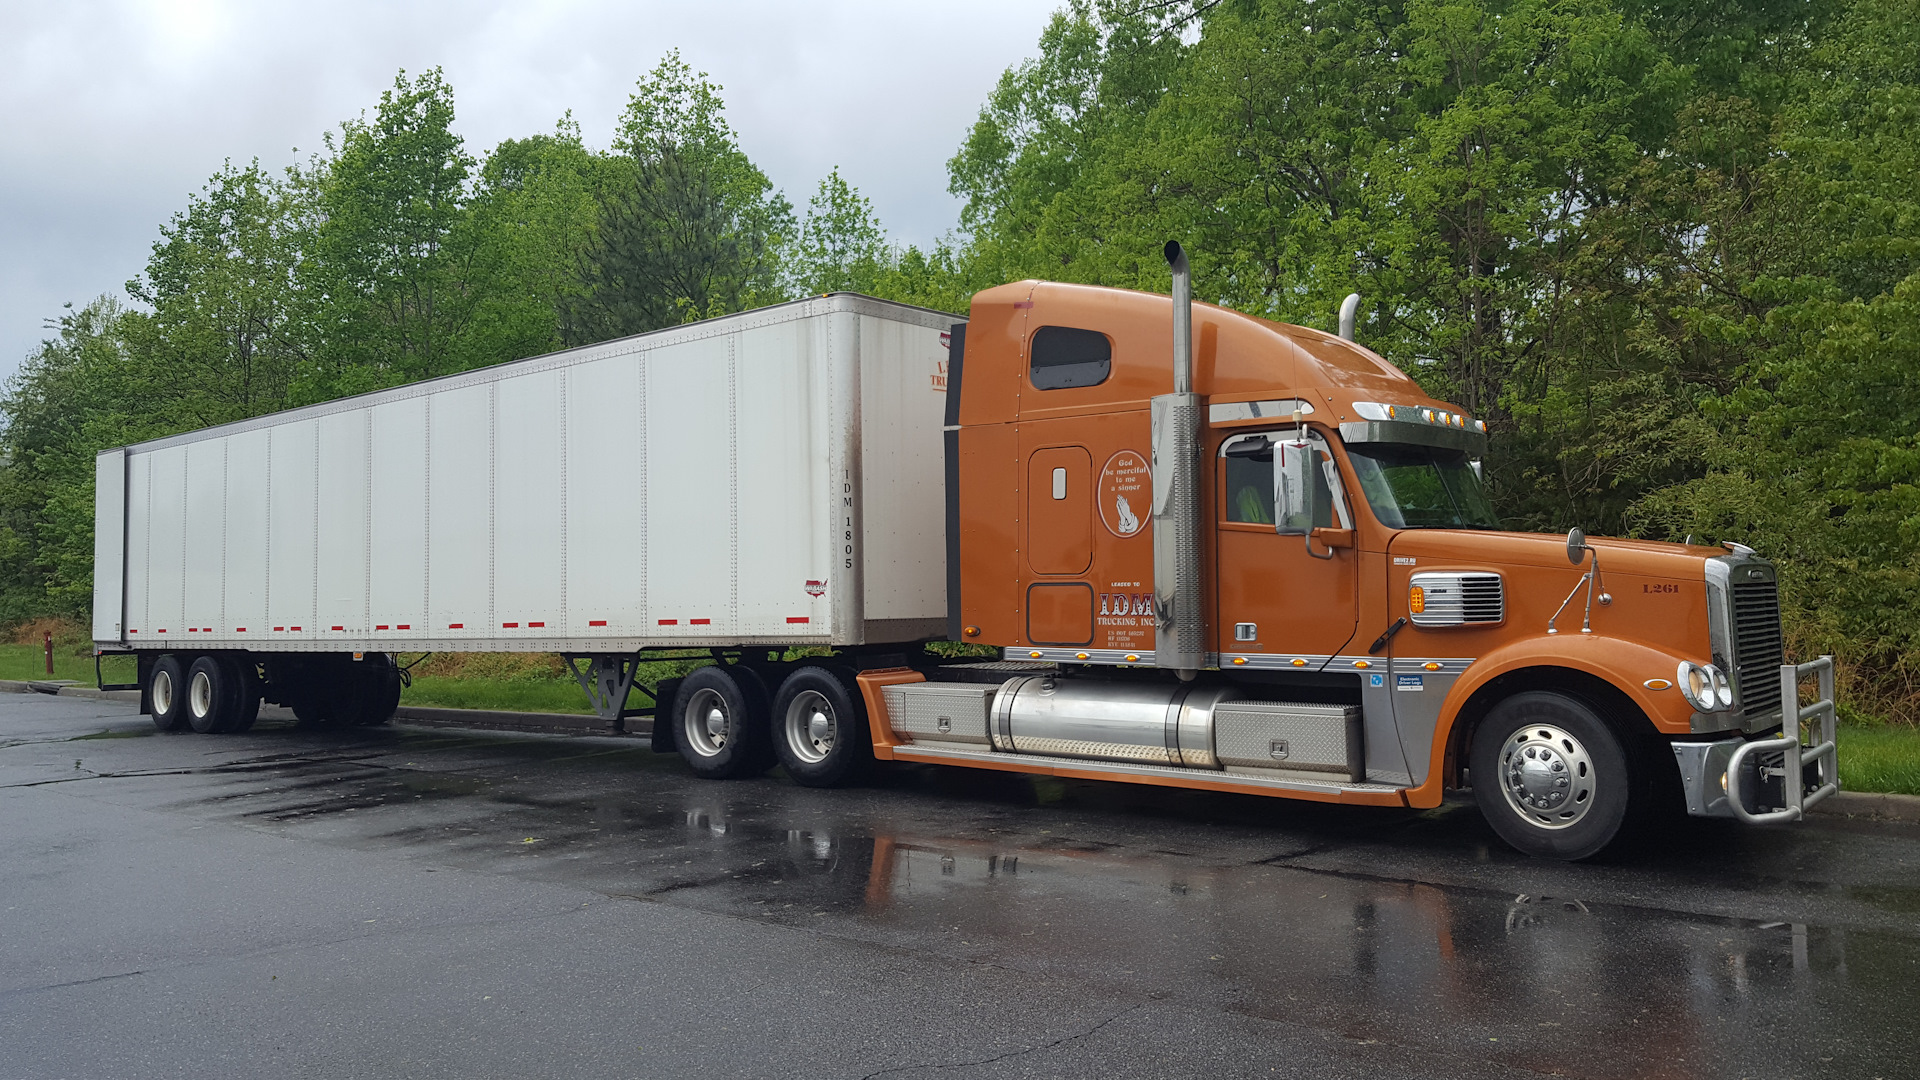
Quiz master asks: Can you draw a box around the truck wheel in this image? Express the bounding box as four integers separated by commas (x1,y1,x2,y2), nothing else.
150,654,189,732
673,666,770,779
185,655,235,733
771,666,873,788
223,655,262,733
1470,692,1632,861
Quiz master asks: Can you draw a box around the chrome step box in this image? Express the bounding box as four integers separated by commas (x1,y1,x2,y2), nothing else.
1212,701,1364,782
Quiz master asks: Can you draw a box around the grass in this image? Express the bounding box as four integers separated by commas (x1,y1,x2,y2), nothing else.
1837,725,1920,797
0,642,109,684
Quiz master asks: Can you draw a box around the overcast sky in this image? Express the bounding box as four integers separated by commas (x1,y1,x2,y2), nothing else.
0,0,1059,383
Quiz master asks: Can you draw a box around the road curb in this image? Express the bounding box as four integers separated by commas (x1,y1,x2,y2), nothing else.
1811,789,1920,823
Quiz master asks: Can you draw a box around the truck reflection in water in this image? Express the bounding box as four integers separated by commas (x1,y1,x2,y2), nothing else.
690,819,1890,1080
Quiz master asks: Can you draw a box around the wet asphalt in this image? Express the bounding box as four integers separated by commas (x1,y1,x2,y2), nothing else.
2,693,1916,1080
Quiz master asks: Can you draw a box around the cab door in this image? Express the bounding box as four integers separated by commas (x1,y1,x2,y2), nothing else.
1214,428,1360,663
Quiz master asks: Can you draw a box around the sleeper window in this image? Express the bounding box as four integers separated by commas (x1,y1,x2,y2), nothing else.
1029,326,1112,390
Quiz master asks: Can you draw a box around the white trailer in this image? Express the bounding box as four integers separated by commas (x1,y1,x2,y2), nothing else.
92,294,959,763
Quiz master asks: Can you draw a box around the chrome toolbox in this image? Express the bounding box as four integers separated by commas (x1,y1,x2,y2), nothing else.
883,682,997,746
1212,701,1364,781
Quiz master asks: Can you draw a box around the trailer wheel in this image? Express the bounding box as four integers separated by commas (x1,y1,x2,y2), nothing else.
185,655,236,734
672,666,770,779
341,654,401,726
223,655,262,734
150,654,189,732
771,666,873,788
1469,692,1632,861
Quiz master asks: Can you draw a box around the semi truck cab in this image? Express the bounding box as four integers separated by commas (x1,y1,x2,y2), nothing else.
873,249,1837,859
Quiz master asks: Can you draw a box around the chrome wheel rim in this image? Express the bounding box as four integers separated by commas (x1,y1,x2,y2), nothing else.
189,670,214,720
152,669,174,716
784,689,835,764
1497,723,1596,830
682,688,730,758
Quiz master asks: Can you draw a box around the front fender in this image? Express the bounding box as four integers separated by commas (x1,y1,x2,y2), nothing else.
1403,634,1696,808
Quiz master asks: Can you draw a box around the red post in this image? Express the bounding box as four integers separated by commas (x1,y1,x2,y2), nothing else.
44,630,53,676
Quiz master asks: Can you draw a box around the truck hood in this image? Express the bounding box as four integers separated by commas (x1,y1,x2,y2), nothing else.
1384,529,1731,579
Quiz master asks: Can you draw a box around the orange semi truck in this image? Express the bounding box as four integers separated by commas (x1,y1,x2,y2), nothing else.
93,243,1836,860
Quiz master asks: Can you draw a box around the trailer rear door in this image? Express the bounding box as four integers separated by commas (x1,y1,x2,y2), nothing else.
92,449,126,643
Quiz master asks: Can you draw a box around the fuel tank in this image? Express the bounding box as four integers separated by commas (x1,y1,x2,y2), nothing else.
989,675,1239,767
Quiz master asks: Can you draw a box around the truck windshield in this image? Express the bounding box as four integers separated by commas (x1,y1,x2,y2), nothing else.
1345,444,1501,529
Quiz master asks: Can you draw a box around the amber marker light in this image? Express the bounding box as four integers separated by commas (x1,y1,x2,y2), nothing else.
1409,585,1426,614
1075,652,1090,660
1424,662,1441,671
1124,653,1140,662
1232,657,1248,665
1029,650,1043,658
1644,678,1673,690
1353,660,1372,669
1291,658,1307,667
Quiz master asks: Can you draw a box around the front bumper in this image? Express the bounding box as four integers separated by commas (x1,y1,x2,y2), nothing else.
1672,657,1839,823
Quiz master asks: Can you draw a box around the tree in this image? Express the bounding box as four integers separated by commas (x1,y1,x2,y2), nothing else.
566,53,792,341
121,159,305,429
298,68,487,400
790,167,889,295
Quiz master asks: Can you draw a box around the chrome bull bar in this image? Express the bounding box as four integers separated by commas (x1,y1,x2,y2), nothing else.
1725,656,1838,824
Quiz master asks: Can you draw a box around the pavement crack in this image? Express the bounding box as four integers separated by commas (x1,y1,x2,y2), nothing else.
0,968,149,999
857,1004,1141,1079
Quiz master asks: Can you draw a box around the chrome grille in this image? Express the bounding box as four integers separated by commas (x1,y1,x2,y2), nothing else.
1731,580,1784,715
1460,575,1505,623
1410,572,1504,627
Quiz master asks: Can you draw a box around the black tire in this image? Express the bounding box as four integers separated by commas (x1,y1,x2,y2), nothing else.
770,666,873,788
290,694,331,725
150,654,189,732
343,654,401,726
185,655,233,734
672,665,771,779
222,655,262,734
1470,691,1634,861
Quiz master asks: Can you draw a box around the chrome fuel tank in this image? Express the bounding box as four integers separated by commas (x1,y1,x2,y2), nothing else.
991,676,1240,767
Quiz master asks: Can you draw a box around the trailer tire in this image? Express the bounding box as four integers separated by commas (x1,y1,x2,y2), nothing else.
1470,692,1632,861
150,654,190,732
771,666,872,788
185,655,237,734
673,666,771,779
344,654,401,727
223,655,262,734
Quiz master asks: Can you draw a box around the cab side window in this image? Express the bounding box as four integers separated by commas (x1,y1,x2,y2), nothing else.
1029,326,1111,390
1221,431,1344,530
1223,437,1275,525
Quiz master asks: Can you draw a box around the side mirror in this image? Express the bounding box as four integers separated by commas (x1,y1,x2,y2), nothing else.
1567,527,1588,565
1276,439,1318,534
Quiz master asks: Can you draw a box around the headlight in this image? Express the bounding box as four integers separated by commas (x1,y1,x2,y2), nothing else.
1677,661,1730,712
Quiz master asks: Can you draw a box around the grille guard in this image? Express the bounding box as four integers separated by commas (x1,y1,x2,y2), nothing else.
1672,656,1838,822
1726,657,1839,824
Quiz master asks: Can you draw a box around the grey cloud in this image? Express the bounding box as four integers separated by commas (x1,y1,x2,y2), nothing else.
0,0,1055,380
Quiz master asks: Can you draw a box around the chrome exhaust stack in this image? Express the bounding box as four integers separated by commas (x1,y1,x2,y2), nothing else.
1154,242,1206,678
1338,292,1360,341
